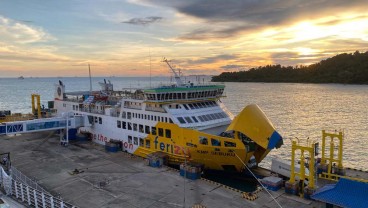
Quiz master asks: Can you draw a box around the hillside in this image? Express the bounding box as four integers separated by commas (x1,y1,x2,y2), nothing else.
212,51,368,84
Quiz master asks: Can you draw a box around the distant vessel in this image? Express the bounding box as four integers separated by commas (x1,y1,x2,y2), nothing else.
52,59,283,172
18,76,24,80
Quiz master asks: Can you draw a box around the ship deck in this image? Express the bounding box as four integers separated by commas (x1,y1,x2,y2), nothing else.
0,132,326,208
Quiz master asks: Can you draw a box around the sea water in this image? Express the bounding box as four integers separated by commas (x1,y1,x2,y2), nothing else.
0,77,367,171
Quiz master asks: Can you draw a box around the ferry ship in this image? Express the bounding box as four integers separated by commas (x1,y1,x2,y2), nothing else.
53,60,283,172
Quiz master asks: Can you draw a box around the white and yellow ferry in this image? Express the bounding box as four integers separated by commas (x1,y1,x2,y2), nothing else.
53,60,283,172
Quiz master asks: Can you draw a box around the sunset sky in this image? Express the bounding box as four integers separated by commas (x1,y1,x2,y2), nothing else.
0,0,368,77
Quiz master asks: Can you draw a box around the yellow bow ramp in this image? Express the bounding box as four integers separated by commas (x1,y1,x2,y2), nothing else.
226,104,283,162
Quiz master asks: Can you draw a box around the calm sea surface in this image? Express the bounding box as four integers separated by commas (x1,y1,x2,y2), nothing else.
0,77,367,171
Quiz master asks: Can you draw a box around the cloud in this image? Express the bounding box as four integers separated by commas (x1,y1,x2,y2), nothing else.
134,0,368,40
0,15,54,44
187,54,238,65
122,16,163,26
220,64,246,71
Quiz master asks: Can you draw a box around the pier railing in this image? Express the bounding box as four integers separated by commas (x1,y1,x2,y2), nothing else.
1,166,76,208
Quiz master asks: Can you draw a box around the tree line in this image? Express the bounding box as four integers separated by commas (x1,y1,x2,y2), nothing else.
211,51,368,84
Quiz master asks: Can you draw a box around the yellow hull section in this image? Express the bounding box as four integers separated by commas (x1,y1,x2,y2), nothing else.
133,104,283,172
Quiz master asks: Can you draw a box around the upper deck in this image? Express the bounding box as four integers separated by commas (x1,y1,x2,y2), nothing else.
143,84,225,103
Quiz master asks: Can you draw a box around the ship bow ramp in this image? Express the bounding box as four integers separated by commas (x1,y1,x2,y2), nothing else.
226,104,283,163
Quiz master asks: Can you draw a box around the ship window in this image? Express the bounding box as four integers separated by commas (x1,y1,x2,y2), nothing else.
177,117,186,124
117,120,121,128
203,115,209,121
188,104,194,109
139,124,144,133
146,140,150,148
213,113,221,119
128,122,132,130
199,136,208,145
224,141,236,147
133,123,137,131
192,116,198,123
169,118,173,123
122,111,126,119
99,117,102,124
158,128,164,137
127,112,131,119
165,117,168,123
128,136,132,144
144,114,147,119
139,138,144,147
134,137,138,145
184,117,193,123
151,115,153,120
94,117,97,123
122,121,127,129
211,138,221,146
222,112,228,118
152,127,157,135
165,129,171,138
154,116,157,121
73,105,75,110
183,104,189,110
145,125,150,134
205,115,212,121
198,116,204,122
209,114,216,120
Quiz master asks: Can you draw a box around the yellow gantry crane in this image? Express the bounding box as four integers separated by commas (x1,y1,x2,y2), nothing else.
287,139,318,198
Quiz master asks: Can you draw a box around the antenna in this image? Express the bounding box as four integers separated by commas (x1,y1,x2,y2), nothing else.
88,63,92,95
162,57,184,86
149,49,152,88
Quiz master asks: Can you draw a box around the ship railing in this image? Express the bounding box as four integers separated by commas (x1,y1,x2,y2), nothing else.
79,108,104,115
145,107,166,113
1,166,76,208
123,105,142,110
10,166,50,195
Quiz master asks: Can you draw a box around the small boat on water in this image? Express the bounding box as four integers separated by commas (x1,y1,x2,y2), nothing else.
51,59,283,173
18,76,24,80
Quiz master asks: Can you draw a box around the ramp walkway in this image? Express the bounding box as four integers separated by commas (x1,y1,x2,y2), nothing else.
0,115,84,136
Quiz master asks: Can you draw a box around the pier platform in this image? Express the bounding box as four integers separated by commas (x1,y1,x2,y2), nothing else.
0,132,325,208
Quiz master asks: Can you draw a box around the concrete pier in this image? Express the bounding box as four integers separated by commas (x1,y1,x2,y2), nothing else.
0,132,325,208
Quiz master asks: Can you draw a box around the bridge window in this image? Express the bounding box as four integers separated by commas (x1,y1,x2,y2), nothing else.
117,121,121,128
128,136,132,144
192,116,198,123
177,117,186,124
169,118,173,123
165,129,171,139
199,136,208,145
158,128,164,137
224,141,236,147
183,104,189,110
211,138,221,146
152,127,157,135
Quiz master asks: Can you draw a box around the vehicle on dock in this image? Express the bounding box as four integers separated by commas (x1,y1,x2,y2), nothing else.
51,59,283,173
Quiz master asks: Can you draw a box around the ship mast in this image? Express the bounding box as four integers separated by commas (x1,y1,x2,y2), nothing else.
162,58,184,86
